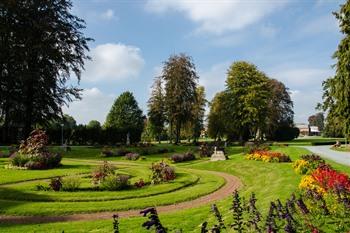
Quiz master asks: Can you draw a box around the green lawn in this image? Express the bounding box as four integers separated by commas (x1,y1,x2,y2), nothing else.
0,145,349,232
331,145,350,152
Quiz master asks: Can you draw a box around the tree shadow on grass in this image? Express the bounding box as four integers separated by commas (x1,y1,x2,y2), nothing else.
0,187,54,220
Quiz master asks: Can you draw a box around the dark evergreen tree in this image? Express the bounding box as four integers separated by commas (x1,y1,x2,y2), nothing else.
0,0,91,142
321,1,350,140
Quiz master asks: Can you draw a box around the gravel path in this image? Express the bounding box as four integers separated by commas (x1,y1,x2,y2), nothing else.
302,145,350,166
0,170,241,224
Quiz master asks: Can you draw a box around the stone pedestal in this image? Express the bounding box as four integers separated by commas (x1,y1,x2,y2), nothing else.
210,150,226,161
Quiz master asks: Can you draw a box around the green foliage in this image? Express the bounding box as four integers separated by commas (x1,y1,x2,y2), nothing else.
62,176,82,191
308,112,325,131
101,174,130,191
0,0,92,141
190,86,206,141
104,91,144,143
148,77,166,143
207,91,231,140
320,1,350,140
265,79,295,141
225,61,270,141
162,53,199,144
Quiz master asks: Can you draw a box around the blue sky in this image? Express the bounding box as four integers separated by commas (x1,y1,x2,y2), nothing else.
63,0,344,125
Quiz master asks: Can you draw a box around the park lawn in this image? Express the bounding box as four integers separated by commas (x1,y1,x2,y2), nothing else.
0,167,224,216
0,159,93,185
0,145,350,232
331,145,350,152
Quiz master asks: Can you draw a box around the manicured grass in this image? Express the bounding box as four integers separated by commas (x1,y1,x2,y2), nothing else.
280,137,345,146
0,167,224,216
331,145,350,152
0,159,92,185
0,145,349,232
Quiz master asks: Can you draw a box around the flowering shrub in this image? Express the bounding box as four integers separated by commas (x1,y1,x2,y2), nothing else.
150,161,176,184
101,174,130,191
18,129,48,154
91,161,116,185
50,177,62,191
293,159,310,174
312,166,350,193
100,147,114,157
134,179,145,188
124,152,140,160
245,150,291,163
10,130,61,170
170,152,196,163
198,144,214,157
299,165,350,197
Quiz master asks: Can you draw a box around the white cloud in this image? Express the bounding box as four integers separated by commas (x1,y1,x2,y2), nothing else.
299,14,338,37
63,88,115,124
101,9,115,20
268,68,333,89
268,67,334,123
290,89,322,124
83,43,144,82
145,0,288,34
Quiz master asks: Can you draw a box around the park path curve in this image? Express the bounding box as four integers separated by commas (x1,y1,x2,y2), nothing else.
0,170,241,224
302,145,350,166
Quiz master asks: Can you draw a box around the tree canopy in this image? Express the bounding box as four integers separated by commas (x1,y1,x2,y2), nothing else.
320,1,350,139
0,0,91,142
162,53,199,144
104,91,144,142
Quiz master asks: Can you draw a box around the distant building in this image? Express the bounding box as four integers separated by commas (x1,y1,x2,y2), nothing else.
309,126,320,136
296,123,321,136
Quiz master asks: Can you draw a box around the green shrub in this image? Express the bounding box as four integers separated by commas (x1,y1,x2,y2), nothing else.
101,174,130,191
62,176,82,191
10,153,29,167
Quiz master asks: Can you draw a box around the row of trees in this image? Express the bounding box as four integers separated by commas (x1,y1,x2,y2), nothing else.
0,0,91,143
147,54,206,144
0,0,300,145
46,92,145,145
207,61,298,142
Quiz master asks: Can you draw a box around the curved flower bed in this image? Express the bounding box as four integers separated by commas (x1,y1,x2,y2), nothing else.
245,150,291,163
299,165,350,195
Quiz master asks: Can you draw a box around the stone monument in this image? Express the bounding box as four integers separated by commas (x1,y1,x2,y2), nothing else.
210,147,226,161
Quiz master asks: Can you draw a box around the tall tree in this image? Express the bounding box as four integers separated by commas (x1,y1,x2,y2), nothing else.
104,91,144,142
147,77,166,143
191,86,206,142
225,61,270,141
321,1,350,140
0,0,91,141
207,91,230,141
162,54,198,144
265,79,295,140
308,112,324,131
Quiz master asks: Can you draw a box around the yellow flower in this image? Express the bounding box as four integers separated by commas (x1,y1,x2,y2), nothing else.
299,175,325,194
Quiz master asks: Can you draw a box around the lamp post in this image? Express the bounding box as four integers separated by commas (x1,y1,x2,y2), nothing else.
61,123,64,146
